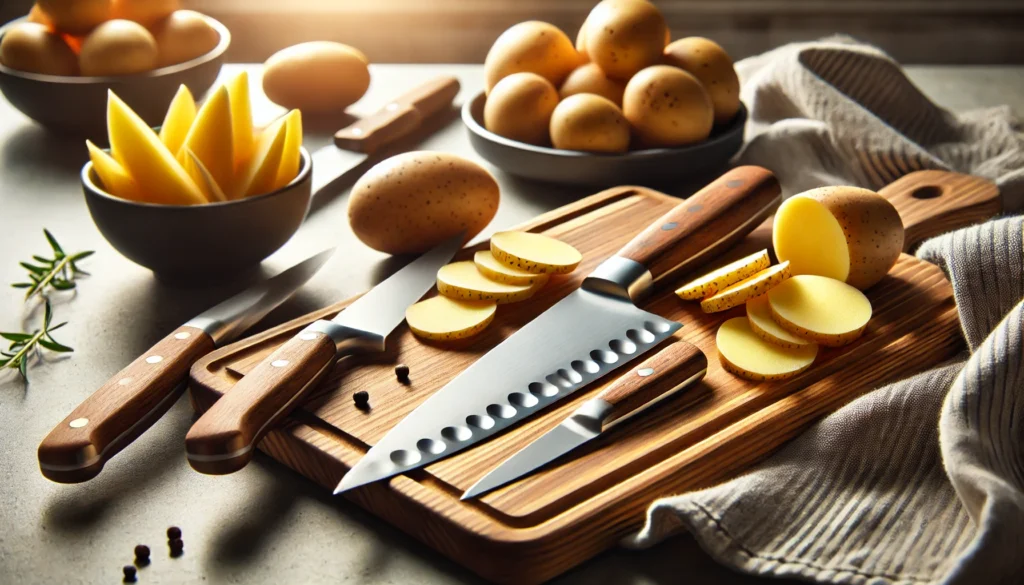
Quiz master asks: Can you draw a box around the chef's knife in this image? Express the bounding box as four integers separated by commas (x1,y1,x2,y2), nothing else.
37,248,334,484
462,341,707,499
335,165,781,494
184,233,465,475
310,76,461,195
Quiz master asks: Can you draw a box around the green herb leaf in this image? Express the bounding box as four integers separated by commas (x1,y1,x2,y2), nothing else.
50,280,76,291
11,283,31,289
44,229,64,256
39,338,73,353
18,357,28,379
20,262,44,274
0,332,32,342
43,302,52,328
13,231,93,300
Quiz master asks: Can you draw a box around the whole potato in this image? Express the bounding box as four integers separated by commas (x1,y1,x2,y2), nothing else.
79,19,157,76
575,12,591,62
27,4,54,28
0,22,77,75
559,62,625,105
484,21,579,93
623,65,713,147
550,94,629,153
484,72,559,146
151,10,219,67
112,0,178,26
664,37,740,124
36,0,110,35
348,152,500,255
262,41,370,112
585,0,667,81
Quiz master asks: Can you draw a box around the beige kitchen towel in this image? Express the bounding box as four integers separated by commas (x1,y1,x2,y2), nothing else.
623,39,1024,585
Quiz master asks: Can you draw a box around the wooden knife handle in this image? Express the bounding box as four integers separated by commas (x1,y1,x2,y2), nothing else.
37,326,214,483
616,165,781,283
185,331,337,475
598,341,707,427
877,170,1002,251
334,76,461,153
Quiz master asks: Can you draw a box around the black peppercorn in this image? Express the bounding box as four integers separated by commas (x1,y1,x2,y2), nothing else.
123,565,137,582
353,390,370,410
169,537,184,557
395,364,410,383
166,526,181,540
134,544,150,563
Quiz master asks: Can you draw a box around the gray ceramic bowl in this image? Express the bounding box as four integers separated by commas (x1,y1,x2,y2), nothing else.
463,90,746,188
82,148,313,282
0,14,229,139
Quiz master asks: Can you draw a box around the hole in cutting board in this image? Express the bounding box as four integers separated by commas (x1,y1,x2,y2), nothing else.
911,185,944,199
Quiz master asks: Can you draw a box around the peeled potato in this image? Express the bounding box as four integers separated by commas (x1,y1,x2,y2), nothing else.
746,294,812,350
437,261,538,304
86,140,139,201
151,10,219,68
79,19,157,77
768,275,872,347
274,109,303,191
490,231,582,275
112,0,177,26
225,70,254,170
663,37,741,125
406,296,497,341
158,84,195,155
773,187,904,290
676,249,770,300
716,317,818,382
484,21,580,93
0,22,77,76
559,63,626,105
37,0,110,35
585,0,668,81
623,65,714,147
700,262,791,314
474,250,549,286
178,85,233,197
550,93,630,153
484,72,559,146
236,117,288,198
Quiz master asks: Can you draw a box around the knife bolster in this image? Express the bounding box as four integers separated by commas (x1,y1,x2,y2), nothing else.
582,256,653,302
302,319,386,354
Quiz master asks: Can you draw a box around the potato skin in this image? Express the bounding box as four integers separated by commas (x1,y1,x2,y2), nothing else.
151,10,220,67
663,37,741,125
348,152,500,255
484,72,559,146
549,93,630,153
559,62,625,105
79,19,158,77
805,186,904,290
262,41,369,113
484,21,579,93
623,65,714,147
585,0,667,81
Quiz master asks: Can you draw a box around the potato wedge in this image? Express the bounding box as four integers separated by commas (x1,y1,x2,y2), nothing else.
437,261,538,304
490,231,582,274
236,117,288,198
716,317,818,381
86,140,140,201
178,85,234,197
700,261,791,313
406,296,497,341
768,275,872,347
676,249,770,300
226,70,254,170
182,148,227,203
274,109,303,191
159,84,196,156
474,250,549,286
746,294,812,350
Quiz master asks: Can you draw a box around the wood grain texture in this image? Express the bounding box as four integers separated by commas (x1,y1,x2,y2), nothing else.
600,341,707,427
189,170,999,584
38,326,214,484
185,331,336,475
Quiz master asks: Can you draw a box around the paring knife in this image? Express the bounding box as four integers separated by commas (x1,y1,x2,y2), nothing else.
462,341,707,499
310,76,461,195
37,249,334,484
335,165,781,494
184,233,466,475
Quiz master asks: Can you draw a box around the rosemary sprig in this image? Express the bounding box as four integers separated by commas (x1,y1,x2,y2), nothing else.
1,301,73,381
11,229,93,300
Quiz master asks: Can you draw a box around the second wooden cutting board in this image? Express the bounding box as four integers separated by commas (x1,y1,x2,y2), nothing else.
190,169,1000,585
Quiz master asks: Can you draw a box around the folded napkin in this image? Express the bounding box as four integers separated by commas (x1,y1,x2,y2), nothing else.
623,39,1024,585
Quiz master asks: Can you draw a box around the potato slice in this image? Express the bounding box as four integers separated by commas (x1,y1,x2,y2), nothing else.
700,262,791,313
273,109,303,191
716,317,818,381
746,294,812,350
406,296,497,341
159,84,196,156
474,250,549,286
182,148,227,203
236,117,288,198
768,275,872,347
676,249,770,300
490,231,582,274
86,140,140,201
178,85,234,197
226,70,255,170
437,261,538,304
106,91,205,205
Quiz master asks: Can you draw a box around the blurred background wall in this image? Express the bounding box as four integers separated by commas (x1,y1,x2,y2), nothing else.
3,0,1023,64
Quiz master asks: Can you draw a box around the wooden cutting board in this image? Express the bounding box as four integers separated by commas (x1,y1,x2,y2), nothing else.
189,170,999,584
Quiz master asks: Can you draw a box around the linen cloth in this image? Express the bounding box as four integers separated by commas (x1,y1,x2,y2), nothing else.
624,39,1024,585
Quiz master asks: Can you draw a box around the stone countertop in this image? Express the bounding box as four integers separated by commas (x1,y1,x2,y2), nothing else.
1,64,1020,585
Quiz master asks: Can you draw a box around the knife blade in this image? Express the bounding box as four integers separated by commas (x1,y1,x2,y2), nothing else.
184,233,465,475
334,165,781,494
36,248,334,484
310,76,461,195
461,341,707,499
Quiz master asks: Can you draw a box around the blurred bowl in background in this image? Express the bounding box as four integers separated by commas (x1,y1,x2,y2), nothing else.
0,14,229,140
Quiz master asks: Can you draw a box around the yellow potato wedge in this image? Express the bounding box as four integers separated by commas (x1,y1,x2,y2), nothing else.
182,148,228,203
405,295,497,341
86,140,141,202
701,262,791,314
473,250,549,286
236,117,288,198
106,91,205,205
490,231,582,274
178,85,234,197
437,261,538,304
768,275,872,347
746,294,812,350
159,84,196,156
226,70,254,170
716,317,818,382
274,109,302,191
676,249,770,300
